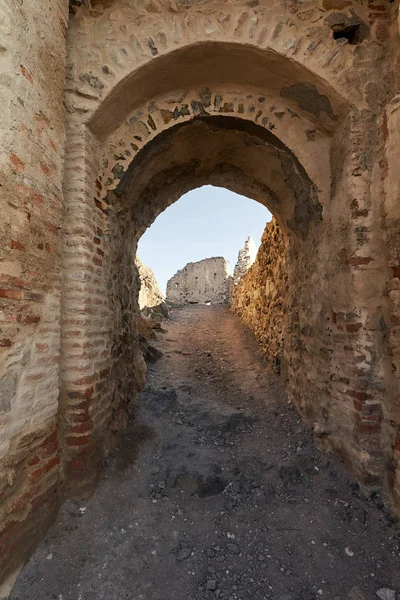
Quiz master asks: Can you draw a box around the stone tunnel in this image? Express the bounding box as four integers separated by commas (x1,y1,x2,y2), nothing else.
1,0,400,589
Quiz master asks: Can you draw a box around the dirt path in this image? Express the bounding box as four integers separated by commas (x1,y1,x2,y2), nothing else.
11,306,400,600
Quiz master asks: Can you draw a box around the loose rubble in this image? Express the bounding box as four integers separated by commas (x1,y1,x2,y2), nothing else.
11,307,400,600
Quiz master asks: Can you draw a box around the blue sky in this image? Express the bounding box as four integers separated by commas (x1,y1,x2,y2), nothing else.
137,185,272,294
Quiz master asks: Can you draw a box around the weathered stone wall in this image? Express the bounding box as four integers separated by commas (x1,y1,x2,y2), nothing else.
0,0,69,585
231,220,287,373
233,237,257,284
1,0,400,586
166,258,232,305
136,258,164,311
58,0,398,516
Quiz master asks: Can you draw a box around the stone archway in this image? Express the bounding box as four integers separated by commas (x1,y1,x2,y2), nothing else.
1,0,399,587
60,28,393,515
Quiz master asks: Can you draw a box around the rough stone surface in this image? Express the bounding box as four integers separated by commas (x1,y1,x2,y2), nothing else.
137,258,164,312
9,306,400,600
233,236,258,284
376,590,396,600
0,0,69,585
232,220,287,374
1,0,400,587
166,258,232,305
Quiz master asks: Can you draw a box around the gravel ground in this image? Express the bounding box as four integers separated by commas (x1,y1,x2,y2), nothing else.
11,306,400,600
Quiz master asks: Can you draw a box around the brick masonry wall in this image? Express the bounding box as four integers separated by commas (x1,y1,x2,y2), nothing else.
0,0,69,583
59,0,397,514
0,0,399,586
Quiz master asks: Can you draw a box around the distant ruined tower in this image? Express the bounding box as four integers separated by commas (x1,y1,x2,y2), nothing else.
233,237,258,284
166,257,232,305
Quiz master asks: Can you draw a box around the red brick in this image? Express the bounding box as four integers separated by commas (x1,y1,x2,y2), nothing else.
69,421,93,435
31,192,44,204
392,267,400,278
29,466,44,484
345,257,374,266
10,240,25,251
35,343,49,352
27,454,40,467
10,153,25,173
71,374,97,386
67,435,92,447
20,65,33,84
24,292,43,302
355,422,382,435
29,455,60,483
346,322,362,333
66,388,93,401
0,289,22,300
24,372,44,383
348,390,372,402
65,457,87,474
24,315,41,324
39,161,51,176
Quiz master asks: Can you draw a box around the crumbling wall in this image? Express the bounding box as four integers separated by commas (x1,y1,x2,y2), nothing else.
0,0,400,586
231,220,287,373
136,258,164,311
166,258,232,305
0,0,69,585
233,237,258,284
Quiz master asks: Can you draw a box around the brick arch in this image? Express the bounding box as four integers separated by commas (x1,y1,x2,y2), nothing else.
67,0,375,139
0,0,398,587
109,115,321,242
87,41,352,140
61,105,325,497
98,86,332,215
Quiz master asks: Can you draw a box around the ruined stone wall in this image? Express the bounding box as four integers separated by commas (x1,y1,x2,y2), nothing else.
382,0,400,511
0,0,69,584
1,0,400,585
58,0,398,515
136,258,164,311
166,258,232,305
231,220,287,374
233,237,257,284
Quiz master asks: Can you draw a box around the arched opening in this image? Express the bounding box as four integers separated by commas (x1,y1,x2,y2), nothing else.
136,184,286,373
107,112,315,392
60,37,392,518
60,103,354,498
88,41,350,141
137,185,271,297
4,0,400,590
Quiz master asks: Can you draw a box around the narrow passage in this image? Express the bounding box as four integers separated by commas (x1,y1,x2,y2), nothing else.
12,307,400,600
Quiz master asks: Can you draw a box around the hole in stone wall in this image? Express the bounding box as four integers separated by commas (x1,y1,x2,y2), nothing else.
326,12,367,46
333,23,361,45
